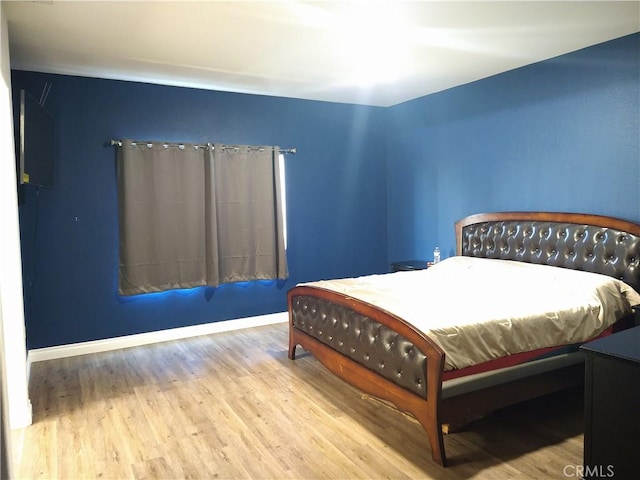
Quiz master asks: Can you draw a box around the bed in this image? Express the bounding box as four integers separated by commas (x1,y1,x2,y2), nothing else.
287,212,640,467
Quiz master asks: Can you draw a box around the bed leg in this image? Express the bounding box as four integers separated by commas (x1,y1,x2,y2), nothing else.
288,325,297,359
416,409,448,466
428,425,447,467
287,310,296,359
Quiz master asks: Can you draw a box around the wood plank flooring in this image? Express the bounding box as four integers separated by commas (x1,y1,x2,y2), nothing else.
16,322,585,479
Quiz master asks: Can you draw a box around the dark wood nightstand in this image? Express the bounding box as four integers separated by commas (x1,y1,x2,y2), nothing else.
580,326,640,479
390,260,430,272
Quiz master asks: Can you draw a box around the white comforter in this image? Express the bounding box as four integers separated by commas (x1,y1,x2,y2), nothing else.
302,257,640,371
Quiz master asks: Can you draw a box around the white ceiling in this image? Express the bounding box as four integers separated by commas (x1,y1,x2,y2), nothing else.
4,1,640,107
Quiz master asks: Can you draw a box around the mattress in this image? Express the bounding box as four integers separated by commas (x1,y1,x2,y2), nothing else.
302,257,640,371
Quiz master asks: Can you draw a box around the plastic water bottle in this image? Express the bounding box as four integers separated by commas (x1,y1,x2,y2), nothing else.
434,246,441,264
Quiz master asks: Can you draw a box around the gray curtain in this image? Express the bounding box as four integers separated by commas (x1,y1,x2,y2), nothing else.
206,144,288,285
118,140,287,296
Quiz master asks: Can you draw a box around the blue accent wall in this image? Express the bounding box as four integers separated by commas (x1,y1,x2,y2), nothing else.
387,33,639,262
13,33,639,349
13,73,389,348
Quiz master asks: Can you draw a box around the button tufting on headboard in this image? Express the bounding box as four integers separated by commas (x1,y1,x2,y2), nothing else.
458,217,640,292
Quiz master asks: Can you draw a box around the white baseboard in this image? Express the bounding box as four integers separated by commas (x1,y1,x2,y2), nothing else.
27,311,288,366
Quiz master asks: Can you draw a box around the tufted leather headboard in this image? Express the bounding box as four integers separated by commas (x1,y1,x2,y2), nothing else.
455,212,640,293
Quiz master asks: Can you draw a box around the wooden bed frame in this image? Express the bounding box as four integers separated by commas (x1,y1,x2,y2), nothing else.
288,212,640,467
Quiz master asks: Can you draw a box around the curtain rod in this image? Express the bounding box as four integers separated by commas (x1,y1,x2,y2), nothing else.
109,139,296,155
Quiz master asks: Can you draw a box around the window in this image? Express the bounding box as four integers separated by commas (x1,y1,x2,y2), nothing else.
117,141,288,295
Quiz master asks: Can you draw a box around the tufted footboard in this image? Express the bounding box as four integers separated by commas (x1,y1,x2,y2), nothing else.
288,285,448,466
290,294,429,397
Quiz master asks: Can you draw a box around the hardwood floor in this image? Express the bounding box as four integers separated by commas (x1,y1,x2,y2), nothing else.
17,322,585,479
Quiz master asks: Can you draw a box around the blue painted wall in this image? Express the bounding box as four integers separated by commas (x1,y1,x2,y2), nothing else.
14,33,639,349
387,33,639,262
13,73,389,348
